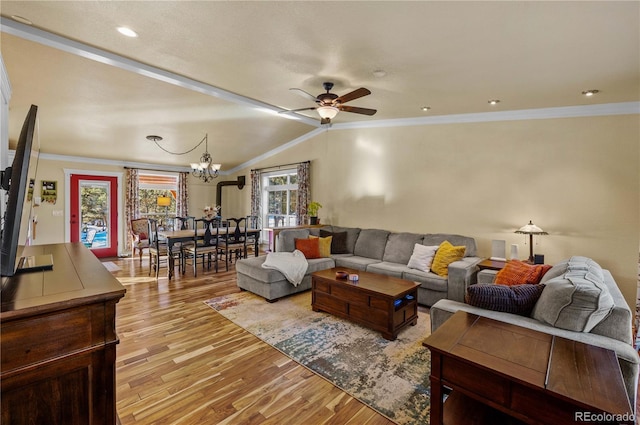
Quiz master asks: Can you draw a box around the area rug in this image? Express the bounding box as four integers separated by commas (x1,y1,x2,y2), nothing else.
101,261,121,272
204,291,432,424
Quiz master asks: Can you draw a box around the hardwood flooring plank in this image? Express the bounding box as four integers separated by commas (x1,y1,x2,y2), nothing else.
112,255,394,425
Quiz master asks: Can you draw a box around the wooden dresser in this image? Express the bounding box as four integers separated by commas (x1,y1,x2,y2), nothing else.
1,243,126,425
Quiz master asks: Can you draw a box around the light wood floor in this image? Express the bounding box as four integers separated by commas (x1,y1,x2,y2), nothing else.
111,254,394,425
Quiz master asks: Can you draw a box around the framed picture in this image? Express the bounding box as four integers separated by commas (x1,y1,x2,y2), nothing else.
41,180,58,204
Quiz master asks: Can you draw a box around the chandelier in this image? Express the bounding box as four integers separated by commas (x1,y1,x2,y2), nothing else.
147,134,222,183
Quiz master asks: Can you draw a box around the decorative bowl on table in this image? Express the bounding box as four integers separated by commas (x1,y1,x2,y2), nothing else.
335,271,349,280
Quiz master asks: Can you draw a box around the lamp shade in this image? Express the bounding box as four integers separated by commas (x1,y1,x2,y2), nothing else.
317,106,339,119
515,220,548,235
157,196,171,207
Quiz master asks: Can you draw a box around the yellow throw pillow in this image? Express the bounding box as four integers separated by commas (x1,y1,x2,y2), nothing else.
309,235,333,258
431,241,466,277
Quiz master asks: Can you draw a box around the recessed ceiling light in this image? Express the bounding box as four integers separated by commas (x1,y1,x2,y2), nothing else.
488,99,500,105
421,106,431,112
582,89,600,97
117,27,138,38
11,15,33,25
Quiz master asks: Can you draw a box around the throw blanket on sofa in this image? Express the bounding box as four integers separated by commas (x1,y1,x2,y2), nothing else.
261,250,308,286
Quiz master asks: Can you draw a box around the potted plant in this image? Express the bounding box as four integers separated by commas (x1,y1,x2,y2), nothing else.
307,201,322,225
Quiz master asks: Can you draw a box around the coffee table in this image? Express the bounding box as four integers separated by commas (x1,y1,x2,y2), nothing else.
311,268,420,340
423,311,633,425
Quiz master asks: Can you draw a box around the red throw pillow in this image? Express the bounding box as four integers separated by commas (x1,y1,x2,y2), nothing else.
495,260,551,286
139,232,147,240
295,237,321,259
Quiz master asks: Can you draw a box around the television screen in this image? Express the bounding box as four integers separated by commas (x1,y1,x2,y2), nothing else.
1,104,40,277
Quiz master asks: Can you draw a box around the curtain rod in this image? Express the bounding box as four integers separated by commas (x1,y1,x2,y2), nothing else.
251,160,310,173
124,166,187,173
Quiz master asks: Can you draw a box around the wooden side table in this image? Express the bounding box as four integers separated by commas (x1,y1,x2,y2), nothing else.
423,311,633,425
477,258,507,271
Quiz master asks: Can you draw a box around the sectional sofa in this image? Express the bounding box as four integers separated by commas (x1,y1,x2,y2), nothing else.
235,225,482,306
430,256,639,412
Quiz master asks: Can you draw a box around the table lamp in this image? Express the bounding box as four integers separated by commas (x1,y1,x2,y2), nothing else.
515,220,548,263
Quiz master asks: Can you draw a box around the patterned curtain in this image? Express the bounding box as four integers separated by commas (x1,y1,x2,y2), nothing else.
125,168,140,252
296,161,310,225
177,172,189,217
250,169,262,227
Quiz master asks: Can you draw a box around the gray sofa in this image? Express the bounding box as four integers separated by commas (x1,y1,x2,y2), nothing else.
235,225,482,306
430,257,639,412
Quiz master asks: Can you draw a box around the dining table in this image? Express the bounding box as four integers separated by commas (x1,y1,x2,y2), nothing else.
158,227,261,279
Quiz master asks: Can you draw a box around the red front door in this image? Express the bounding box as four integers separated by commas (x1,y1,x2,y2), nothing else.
70,174,118,258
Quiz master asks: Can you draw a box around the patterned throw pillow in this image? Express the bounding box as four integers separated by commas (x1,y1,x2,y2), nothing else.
294,237,321,259
495,260,551,286
309,235,333,258
430,241,466,277
465,283,546,316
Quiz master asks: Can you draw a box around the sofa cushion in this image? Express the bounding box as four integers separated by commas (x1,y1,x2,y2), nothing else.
403,269,448,292
309,235,332,257
353,229,390,260
430,241,466,277
465,283,546,316
329,226,361,253
423,233,477,257
295,238,321,259
382,232,424,264
319,229,349,254
366,261,410,278
407,244,439,273
278,229,311,252
495,260,551,286
334,255,381,271
532,257,615,332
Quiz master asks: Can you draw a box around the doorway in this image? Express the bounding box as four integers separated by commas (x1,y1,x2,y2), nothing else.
69,174,118,258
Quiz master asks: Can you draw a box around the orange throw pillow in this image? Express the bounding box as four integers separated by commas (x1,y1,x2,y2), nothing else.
295,237,321,259
495,260,551,286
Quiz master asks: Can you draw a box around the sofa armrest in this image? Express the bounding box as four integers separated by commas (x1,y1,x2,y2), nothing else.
446,256,482,302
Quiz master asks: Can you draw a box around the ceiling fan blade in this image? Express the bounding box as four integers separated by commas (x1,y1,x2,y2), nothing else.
339,105,377,116
334,87,371,105
279,107,317,114
289,88,318,102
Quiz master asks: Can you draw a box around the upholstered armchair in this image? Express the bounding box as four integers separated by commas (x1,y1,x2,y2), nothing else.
130,218,150,263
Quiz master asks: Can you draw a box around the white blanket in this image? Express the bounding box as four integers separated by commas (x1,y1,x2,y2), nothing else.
261,250,308,286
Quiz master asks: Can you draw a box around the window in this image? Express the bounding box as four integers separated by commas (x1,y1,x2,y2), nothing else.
138,172,178,229
262,169,298,228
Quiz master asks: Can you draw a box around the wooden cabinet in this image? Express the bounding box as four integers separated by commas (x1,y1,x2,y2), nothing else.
1,243,126,425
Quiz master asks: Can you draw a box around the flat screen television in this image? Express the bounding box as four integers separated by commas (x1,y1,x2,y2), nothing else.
1,104,45,278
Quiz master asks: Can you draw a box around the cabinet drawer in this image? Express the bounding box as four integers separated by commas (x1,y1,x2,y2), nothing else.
1,306,101,372
442,357,509,405
313,292,348,314
313,280,331,294
332,285,369,305
350,303,387,326
369,296,390,310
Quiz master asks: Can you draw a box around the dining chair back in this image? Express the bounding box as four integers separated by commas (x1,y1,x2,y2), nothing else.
175,216,195,230
184,217,222,276
147,218,182,279
219,217,248,271
130,218,150,263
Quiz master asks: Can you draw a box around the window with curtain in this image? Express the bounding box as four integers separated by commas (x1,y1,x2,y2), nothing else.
262,169,298,228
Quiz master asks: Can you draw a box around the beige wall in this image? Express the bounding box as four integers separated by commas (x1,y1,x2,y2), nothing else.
30,114,639,308
229,115,640,308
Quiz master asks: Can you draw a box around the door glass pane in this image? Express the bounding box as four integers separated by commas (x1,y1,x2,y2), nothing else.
80,181,110,248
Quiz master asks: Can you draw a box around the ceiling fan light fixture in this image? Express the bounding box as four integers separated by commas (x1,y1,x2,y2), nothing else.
317,106,339,120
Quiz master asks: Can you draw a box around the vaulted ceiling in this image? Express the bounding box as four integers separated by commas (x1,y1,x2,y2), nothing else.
1,1,638,173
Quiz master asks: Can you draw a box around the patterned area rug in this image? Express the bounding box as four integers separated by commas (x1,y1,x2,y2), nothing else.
205,291,432,424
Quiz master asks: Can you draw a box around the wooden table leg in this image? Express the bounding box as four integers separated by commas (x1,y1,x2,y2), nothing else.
430,354,443,425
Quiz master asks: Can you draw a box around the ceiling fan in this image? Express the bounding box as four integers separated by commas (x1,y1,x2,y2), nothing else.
283,82,377,124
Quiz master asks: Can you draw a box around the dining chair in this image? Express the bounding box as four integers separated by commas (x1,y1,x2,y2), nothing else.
174,216,195,230
219,217,248,271
245,215,260,257
130,218,150,264
183,217,222,276
147,218,182,279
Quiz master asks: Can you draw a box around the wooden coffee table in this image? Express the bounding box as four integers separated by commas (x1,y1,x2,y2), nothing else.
423,311,633,425
311,268,420,340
